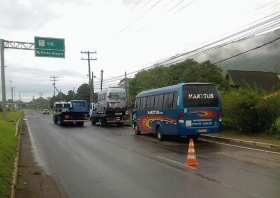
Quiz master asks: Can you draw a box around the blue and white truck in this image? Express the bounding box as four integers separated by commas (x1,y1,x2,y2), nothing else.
52,100,89,126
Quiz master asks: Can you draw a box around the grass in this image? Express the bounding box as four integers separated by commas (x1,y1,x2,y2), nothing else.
0,110,24,198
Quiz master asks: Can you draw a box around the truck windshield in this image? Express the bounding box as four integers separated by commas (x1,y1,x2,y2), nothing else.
108,92,126,100
72,101,86,107
64,104,71,108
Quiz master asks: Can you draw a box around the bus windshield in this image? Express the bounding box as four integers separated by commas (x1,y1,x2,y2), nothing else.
183,84,219,107
108,92,126,100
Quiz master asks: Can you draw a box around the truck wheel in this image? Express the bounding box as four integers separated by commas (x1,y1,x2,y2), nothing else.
53,116,58,124
76,122,84,126
59,117,64,126
91,118,96,125
59,120,64,126
99,118,106,126
117,123,124,127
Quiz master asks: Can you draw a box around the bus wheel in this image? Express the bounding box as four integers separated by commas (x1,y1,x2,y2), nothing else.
134,124,141,135
156,126,164,141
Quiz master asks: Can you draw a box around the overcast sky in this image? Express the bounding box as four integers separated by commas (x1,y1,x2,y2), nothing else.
1,0,279,102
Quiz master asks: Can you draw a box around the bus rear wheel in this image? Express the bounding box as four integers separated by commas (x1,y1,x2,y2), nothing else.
156,126,164,141
134,124,141,135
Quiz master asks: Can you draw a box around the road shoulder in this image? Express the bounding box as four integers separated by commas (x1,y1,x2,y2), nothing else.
15,120,65,198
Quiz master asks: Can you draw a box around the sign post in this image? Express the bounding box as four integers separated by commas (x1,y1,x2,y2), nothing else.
34,37,65,58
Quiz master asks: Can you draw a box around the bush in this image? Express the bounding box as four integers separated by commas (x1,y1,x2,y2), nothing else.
221,88,280,135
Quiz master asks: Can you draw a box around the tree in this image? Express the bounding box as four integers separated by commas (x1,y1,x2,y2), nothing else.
75,83,90,103
66,90,75,101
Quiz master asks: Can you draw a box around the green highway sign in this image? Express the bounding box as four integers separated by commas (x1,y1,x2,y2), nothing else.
34,37,65,58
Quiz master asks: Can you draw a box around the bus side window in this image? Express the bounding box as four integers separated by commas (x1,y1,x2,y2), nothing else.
172,92,177,109
135,98,139,110
138,98,142,110
154,95,159,109
158,94,164,110
163,93,169,109
146,96,151,109
150,95,155,109
167,93,174,109
141,97,147,110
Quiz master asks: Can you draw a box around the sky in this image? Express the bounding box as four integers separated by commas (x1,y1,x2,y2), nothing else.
0,0,280,102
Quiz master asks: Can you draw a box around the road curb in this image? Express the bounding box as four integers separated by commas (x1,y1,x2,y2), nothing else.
201,134,280,150
126,122,280,150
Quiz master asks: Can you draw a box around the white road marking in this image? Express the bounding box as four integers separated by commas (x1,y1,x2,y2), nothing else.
200,139,280,155
157,156,197,170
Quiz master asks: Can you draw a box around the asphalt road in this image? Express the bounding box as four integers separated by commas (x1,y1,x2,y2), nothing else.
24,109,280,198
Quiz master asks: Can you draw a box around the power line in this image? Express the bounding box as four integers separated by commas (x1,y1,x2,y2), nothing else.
213,36,280,64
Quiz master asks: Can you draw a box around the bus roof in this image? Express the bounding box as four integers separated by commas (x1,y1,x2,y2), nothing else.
135,82,212,98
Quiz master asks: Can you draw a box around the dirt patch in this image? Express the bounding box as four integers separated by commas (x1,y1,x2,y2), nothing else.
15,121,66,198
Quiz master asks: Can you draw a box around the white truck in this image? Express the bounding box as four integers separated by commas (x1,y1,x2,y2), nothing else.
89,87,128,126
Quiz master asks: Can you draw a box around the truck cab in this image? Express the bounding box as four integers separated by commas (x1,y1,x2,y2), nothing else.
53,101,71,116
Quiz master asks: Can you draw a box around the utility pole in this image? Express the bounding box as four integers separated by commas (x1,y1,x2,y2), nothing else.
9,80,13,101
81,51,97,104
125,72,130,108
50,76,58,96
0,39,7,120
92,72,94,101
101,69,104,91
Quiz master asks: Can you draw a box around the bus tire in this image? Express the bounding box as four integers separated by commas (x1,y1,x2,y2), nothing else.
156,126,164,141
134,124,141,135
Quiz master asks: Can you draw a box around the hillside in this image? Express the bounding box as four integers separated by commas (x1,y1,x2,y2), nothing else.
194,28,280,75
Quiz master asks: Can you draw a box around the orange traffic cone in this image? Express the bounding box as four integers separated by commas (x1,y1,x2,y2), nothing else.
185,139,199,166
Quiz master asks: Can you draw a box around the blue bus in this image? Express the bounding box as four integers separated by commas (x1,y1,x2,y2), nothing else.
132,83,222,140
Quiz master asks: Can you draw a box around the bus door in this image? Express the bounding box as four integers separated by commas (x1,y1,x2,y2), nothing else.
181,84,221,134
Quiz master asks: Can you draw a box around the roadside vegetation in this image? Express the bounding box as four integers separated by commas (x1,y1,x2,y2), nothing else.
0,111,24,197
127,59,280,138
8,59,280,139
